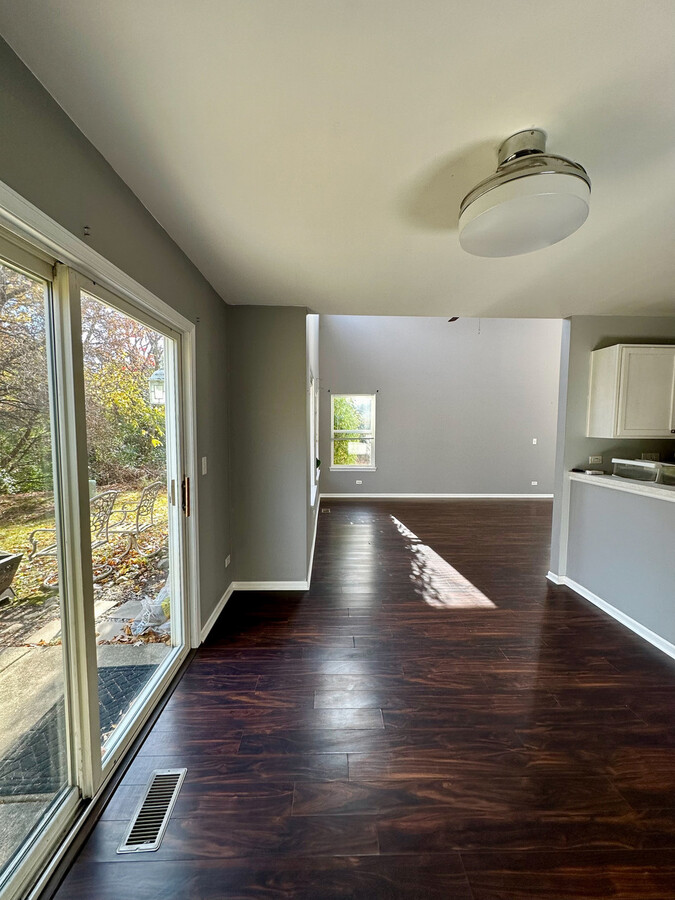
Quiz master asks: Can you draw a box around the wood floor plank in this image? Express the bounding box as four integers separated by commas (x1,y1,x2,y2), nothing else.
164,688,315,711
292,775,631,818
81,814,380,861
376,807,675,853
461,849,675,899
150,705,385,733
238,726,525,756
347,747,604,781
121,753,349,785
58,854,473,899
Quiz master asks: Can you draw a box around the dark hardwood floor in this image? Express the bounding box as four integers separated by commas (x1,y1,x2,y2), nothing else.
55,500,675,898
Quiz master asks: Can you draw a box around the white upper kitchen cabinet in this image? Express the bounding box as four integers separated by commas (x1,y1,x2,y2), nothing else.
587,344,675,439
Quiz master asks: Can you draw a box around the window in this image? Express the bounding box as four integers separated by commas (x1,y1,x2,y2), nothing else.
330,394,376,469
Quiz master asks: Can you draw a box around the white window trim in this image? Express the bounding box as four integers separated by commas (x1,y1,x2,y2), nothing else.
309,373,321,505
330,393,377,471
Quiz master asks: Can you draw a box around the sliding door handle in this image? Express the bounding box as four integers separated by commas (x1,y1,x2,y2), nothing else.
181,476,190,517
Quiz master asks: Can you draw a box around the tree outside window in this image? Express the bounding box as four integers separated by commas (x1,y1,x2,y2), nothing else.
331,394,375,468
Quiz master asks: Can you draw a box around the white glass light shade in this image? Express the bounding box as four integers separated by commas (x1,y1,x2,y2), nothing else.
459,172,590,258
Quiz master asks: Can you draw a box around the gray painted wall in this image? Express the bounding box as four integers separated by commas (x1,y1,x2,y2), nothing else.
320,316,562,495
228,306,309,583
567,482,675,644
0,37,232,625
550,316,675,573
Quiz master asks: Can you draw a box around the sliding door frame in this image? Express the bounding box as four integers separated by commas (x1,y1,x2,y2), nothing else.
74,271,192,776
0,240,82,900
0,180,202,900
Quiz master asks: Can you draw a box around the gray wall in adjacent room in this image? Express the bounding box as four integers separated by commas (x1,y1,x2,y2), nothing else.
319,316,562,495
228,306,309,583
0,37,232,626
550,315,675,574
567,481,675,644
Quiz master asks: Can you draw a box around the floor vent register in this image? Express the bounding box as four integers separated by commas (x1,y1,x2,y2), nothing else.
117,768,187,854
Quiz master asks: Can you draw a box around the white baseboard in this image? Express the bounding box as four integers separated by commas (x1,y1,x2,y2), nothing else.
307,505,320,588
320,492,554,499
199,583,234,643
232,580,309,592
549,573,675,663
201,578,313,642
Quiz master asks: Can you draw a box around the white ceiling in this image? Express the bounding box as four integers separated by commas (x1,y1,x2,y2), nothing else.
1,1,675,317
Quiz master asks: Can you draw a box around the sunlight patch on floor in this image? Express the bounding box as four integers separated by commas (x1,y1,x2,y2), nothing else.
391,516,496,609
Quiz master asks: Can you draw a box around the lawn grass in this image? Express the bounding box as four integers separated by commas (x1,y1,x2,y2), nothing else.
0,487,168,605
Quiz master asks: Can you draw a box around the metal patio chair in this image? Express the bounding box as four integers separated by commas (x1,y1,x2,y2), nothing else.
28,489,119,561
107,481,165,556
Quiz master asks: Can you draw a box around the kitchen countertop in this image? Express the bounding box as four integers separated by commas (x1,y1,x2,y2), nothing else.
568,471,675,503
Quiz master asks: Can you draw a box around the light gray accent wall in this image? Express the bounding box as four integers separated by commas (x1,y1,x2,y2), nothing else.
228,306,308,582
0,37,232,625
567,481,675,644
320,316,562,495
550,316,675,573
306,314,320,567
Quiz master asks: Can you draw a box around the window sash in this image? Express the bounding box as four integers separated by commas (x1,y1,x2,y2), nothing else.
332,430,374,438
330,394,376,468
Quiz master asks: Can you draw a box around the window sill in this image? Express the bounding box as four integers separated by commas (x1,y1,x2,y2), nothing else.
330,466,377,472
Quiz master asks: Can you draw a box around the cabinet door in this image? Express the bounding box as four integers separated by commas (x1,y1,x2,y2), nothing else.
617,347,675,437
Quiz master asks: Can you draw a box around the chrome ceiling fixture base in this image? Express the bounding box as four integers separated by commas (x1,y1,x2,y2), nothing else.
459,129,590,258
497,128,547,165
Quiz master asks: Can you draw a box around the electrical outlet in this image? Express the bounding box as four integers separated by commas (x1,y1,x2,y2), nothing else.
225,555,231,568
531,481,538,486
589,455,602,465
201,456,208,475
641,452,660,461
532,438,538,445
355,480,363,485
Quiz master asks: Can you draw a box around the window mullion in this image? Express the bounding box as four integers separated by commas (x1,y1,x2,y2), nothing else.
52,263,102,798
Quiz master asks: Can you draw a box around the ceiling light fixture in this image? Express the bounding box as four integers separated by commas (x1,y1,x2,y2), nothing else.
458,129,590,257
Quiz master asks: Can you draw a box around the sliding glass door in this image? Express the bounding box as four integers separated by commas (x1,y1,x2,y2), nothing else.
0,259,71,881
0,238,193,899
78,285,185,757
